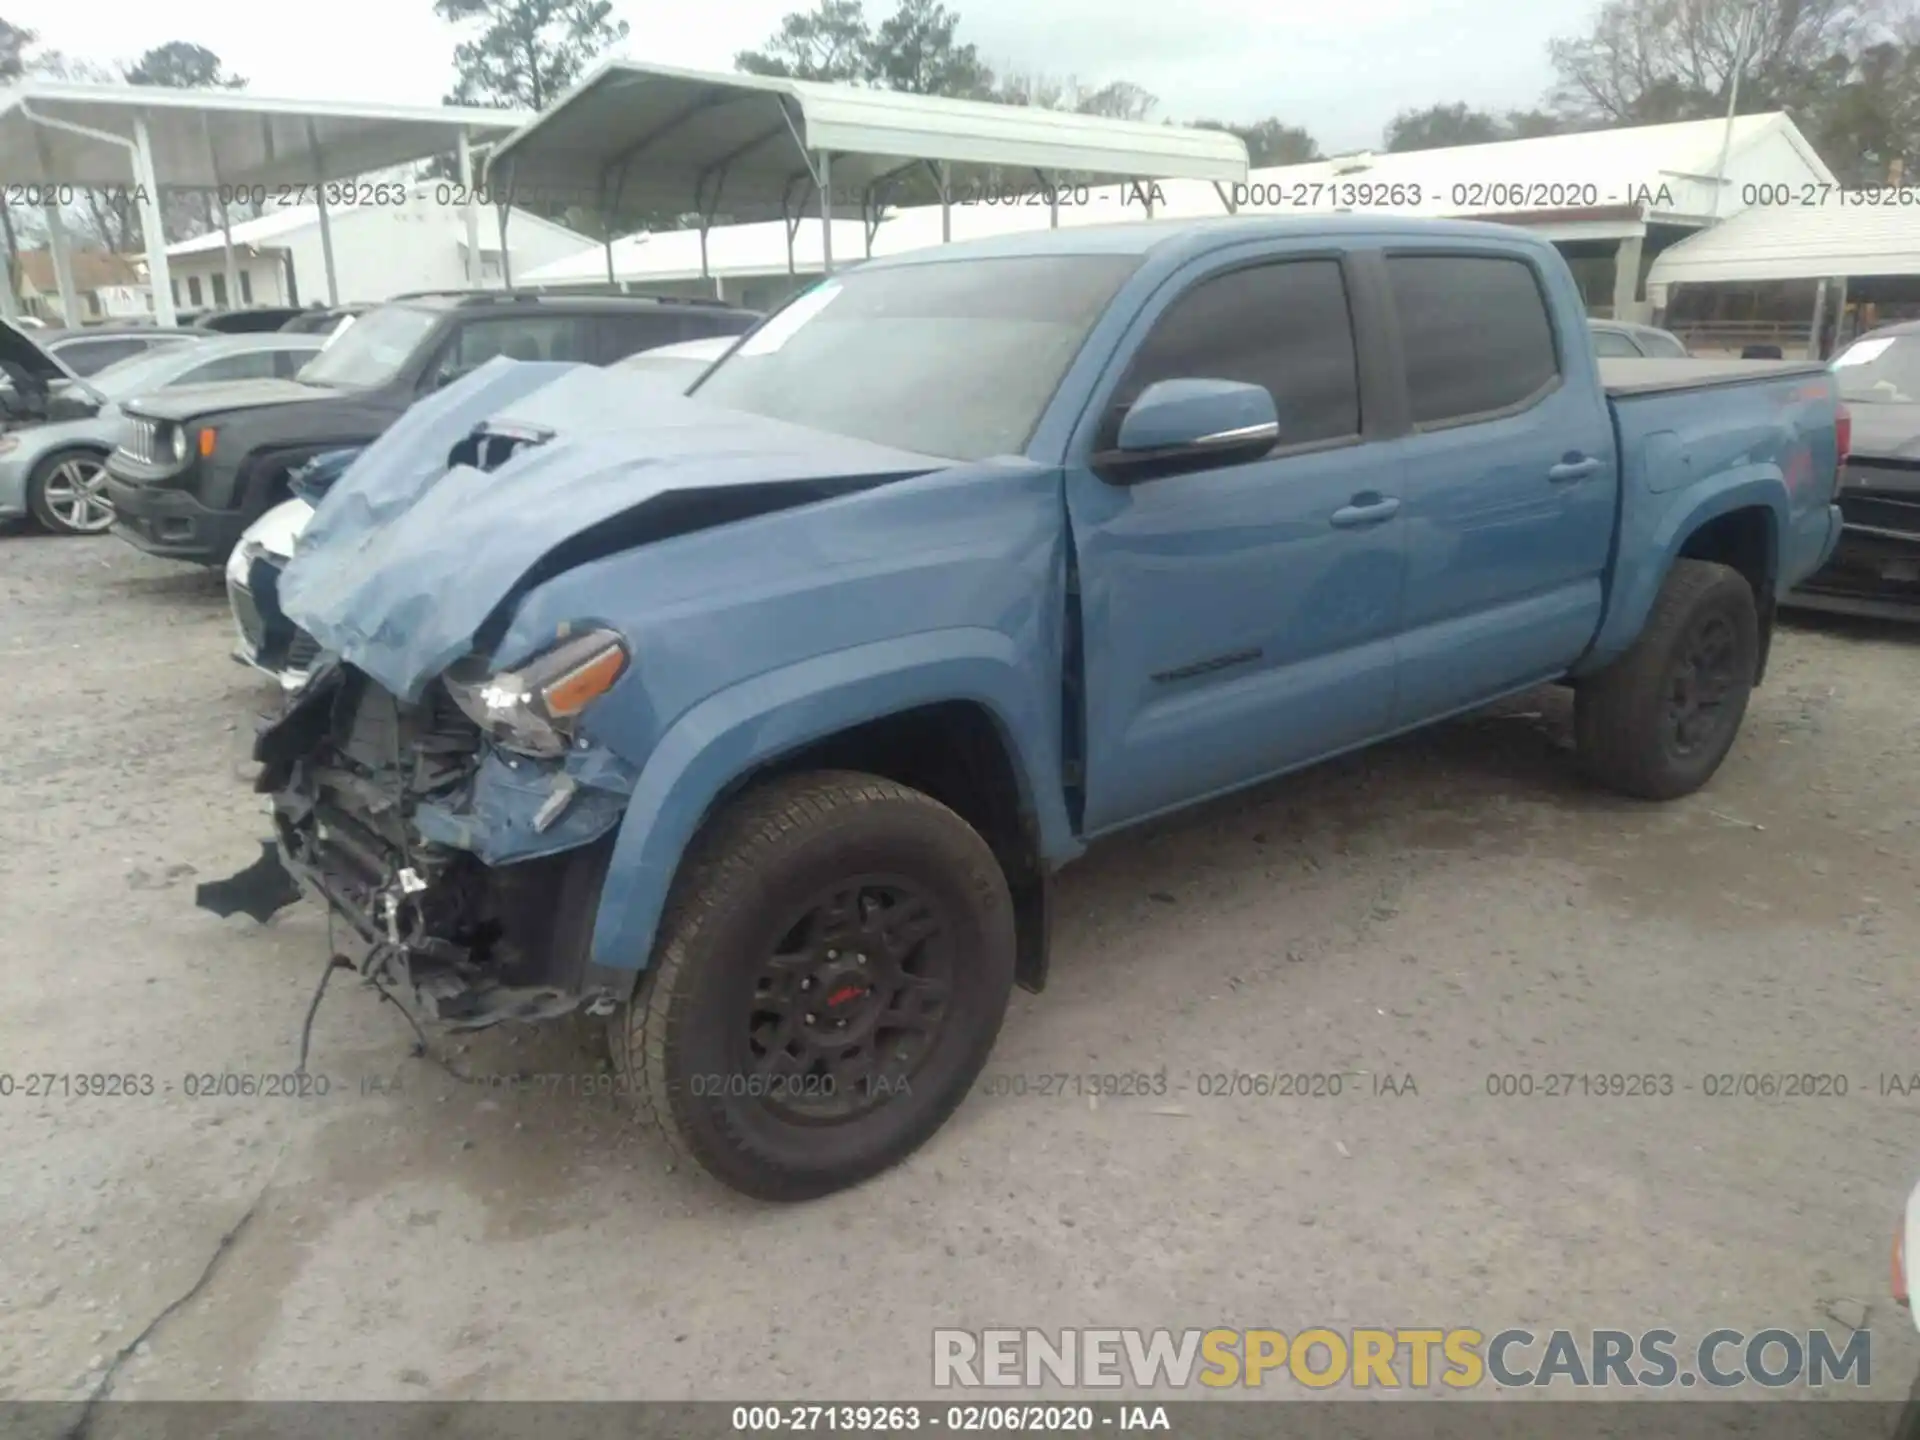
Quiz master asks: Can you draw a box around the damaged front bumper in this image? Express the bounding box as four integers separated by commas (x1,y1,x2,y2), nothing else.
253,661,639,1031
228,545,322,691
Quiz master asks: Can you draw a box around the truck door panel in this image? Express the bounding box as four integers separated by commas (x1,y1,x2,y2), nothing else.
1066,255,1407,834
1384,252,1616,722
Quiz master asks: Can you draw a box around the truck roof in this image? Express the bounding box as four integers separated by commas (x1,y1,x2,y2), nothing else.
860,213,1559,271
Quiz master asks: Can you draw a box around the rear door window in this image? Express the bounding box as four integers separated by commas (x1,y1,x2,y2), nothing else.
443,315,593,374
1387,254,1561,426
595,311,688,364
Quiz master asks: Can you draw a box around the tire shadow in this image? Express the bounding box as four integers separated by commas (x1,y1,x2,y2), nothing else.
1779,607,1920,650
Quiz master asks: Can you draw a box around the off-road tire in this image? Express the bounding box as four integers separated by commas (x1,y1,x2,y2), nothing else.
1575,558,1758,801
610,771,1016,1201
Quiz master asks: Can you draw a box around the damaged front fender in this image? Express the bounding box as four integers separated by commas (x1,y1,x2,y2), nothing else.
412,741,641,867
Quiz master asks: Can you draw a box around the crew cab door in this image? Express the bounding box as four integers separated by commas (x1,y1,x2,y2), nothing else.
1381,251,1617,723
1066,251,1407,835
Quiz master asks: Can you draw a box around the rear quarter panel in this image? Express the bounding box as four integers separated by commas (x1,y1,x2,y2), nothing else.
1576,369,1842,674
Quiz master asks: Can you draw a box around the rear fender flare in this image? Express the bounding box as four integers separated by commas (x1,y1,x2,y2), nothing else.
586,629,1079,974
1574,473,1786,677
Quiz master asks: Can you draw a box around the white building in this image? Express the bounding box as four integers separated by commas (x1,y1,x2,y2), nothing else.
15,249,152,322
521,112,1837,324
165,184,596,309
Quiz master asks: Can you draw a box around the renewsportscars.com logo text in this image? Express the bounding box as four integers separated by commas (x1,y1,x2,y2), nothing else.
932,1327,1872,1391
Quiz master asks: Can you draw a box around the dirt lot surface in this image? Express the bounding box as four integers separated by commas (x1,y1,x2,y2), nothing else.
2,529,1917,1407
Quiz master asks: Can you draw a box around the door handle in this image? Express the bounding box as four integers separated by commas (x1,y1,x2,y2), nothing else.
1549,456,1604,483
1330,495,1401,528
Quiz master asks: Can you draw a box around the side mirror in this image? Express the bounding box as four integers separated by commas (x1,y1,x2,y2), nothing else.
1097,378,1279,483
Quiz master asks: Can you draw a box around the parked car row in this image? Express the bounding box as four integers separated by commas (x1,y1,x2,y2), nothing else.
104,290,759,566
0,333,327,533
0,292,758,537
0,324,328,533
224,333,741,689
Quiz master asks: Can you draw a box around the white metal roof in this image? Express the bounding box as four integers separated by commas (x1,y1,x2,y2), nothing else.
483,58,1247,219
521,111,1834,287
166,187,587,258
0,82,532,189
167,205,316,256
1189,112,1832,223
1648,200,1920,283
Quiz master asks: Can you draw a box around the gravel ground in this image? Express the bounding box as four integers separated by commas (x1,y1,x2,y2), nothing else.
1,527,1916,1406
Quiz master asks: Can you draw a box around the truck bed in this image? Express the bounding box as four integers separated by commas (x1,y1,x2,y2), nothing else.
1599,357,1831,396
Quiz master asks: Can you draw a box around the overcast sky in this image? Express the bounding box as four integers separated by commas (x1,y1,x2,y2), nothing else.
6,0,1598,153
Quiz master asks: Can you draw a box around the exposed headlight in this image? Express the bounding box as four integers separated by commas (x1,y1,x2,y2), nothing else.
167,424,189,464
442,628,629,758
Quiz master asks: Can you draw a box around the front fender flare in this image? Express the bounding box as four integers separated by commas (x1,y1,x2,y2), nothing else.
1574,472,1786,677
587,628,1078,974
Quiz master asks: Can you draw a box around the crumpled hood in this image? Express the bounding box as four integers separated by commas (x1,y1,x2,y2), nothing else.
279,357,946,700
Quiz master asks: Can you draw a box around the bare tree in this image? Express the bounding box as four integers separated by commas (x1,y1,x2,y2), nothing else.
1548,0,1898,123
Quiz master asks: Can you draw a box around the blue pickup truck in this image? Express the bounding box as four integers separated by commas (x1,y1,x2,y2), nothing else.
248,216,1845,1200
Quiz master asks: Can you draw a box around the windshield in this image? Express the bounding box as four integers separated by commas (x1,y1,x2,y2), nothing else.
1832,333,1920,404
86,347,207,400
692,255,1141,460
295,304,440,389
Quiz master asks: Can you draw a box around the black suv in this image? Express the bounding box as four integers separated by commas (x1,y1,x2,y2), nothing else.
103,291,761,565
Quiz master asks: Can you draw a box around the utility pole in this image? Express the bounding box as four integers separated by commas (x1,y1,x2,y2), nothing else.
1711,3,1759,220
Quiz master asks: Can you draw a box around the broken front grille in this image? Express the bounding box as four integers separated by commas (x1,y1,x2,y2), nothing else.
287,630,321,672
229,579,266,654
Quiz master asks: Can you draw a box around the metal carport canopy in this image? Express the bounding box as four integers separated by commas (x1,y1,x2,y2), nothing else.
0,82,534,323
1647,201,1920,285
482,59,1249,284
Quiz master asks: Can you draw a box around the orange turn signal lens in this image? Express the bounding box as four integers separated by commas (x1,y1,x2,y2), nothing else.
197,427,217,458
540,645,627,718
